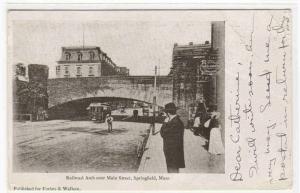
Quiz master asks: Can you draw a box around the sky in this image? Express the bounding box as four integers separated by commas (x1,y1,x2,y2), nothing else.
9,11,213,78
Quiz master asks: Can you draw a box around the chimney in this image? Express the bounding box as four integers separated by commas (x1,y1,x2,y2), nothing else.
211,21,225,49
189,42,193,45
205,41,210,44
174,43,178,47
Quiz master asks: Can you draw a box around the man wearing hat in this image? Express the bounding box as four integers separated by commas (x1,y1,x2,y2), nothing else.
160,102,185,173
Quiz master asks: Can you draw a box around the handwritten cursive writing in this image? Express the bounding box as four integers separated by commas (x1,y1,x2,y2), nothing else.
229,73,241,143
265,16,273,63
265,122,276,154
247,138,258,177
245,14,255,51
271,16,290,34
230,146,243,181
279,34,288,49
259,71,272,112
284,107,288,129
276,133,288,181
276,51,288,102
268,158,277,184
243,99,255,132
248,61,254,96
265,36,270,62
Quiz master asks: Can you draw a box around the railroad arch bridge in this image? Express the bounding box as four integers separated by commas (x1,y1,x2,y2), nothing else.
47,76,173,119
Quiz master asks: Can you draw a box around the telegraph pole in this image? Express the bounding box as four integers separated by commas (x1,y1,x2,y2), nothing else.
82,24,85,48
152,65,157,135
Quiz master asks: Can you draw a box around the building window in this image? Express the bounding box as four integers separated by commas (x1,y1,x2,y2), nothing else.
180,74,185,80
197,69,201,81
89,51,95,60
77,52,83,61
76,66,82,77
64,66,69,77
201,60,207,65
185,83,192,90
180,83,185,90
89,66,94,76
56,66,60,76
65,52,71,61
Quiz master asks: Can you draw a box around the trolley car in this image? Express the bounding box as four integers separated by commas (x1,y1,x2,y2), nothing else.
87,103,111,123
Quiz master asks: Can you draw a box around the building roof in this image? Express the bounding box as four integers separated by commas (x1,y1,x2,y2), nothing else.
174,43,211,50
58,46,105,64
57,45,130,75
62,46,101,50
173,41,218,58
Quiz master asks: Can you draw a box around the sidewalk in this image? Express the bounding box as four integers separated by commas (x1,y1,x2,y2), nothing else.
138,124,225,173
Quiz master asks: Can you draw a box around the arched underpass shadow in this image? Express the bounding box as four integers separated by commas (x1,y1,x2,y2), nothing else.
48,96,163,121
48,97,163,123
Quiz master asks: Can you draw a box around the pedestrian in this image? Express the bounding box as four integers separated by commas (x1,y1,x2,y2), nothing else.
106,113,113,133
160,102,185,173
196,99,209,137
207,113,224,161
196,99,207,118
133,109,138,121
192,112,201,136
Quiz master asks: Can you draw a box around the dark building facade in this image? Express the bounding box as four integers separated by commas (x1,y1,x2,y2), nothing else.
171,21,225,133
171,41,218,110
56,46,129,78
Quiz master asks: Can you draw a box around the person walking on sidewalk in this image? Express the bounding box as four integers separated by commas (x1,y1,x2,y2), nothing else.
106,113,113,133
160,102,185,173
208,112,224,158
192,112,201,136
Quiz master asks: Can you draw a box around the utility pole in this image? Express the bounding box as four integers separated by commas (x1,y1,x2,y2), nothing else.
152,65,157,135
82,24,85,48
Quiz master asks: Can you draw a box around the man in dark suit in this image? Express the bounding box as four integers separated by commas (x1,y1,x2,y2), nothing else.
160,102,185,173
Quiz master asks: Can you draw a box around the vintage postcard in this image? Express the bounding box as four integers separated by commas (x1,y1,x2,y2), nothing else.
7,6,293,191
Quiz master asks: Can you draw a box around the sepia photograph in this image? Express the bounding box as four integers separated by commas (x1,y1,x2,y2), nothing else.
7,8,293,191
11,11,225,174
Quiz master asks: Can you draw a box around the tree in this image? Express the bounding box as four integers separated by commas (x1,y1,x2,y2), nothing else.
15,63,26,78
16,79,48,120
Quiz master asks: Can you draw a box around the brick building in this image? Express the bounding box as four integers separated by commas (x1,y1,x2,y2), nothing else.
171,21,225,137
56,46,129,78
170,21,225,117
171,41,218,110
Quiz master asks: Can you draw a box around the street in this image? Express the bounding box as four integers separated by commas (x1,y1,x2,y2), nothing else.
13,119,224,174
13,120,150,173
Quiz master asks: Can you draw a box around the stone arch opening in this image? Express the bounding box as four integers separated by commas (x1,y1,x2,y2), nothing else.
48,96,162,120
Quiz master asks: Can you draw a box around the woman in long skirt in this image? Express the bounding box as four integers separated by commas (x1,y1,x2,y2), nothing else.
207,114,224,162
